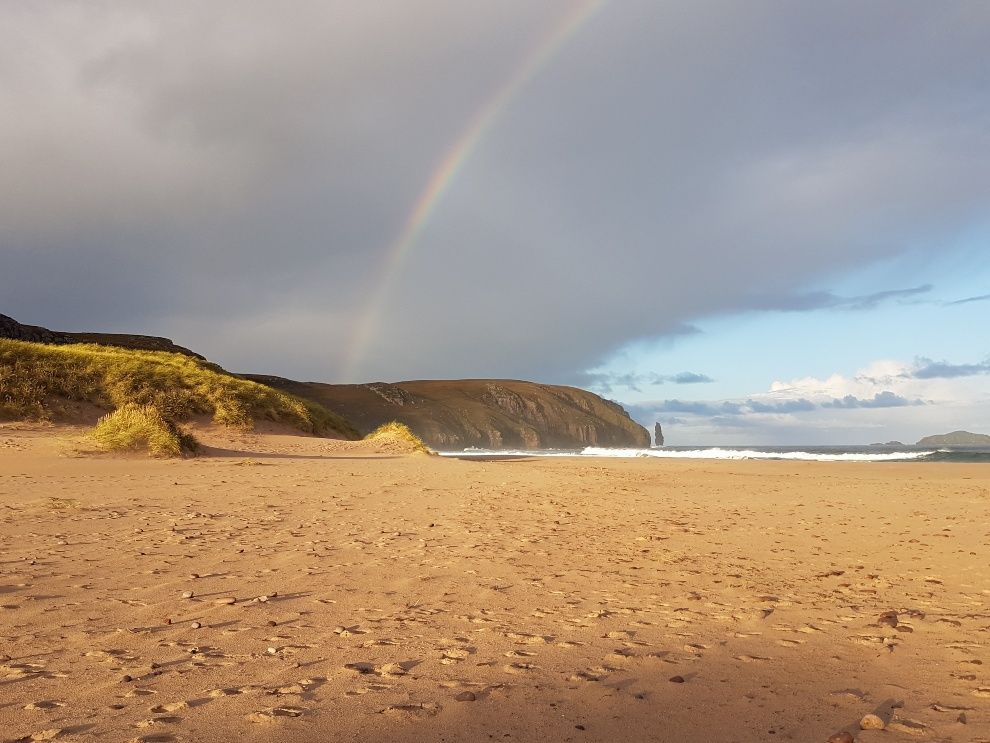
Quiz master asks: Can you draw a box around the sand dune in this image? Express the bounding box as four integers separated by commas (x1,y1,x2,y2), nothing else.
1,424,987,742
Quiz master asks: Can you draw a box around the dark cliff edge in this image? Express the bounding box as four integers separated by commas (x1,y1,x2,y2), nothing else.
1,313,204,359
2,312,649,450
244,377,651,450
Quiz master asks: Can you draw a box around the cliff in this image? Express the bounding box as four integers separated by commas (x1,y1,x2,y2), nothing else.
916,430,990,447
244,376,650,450
0,313,204,359
2,312,648,450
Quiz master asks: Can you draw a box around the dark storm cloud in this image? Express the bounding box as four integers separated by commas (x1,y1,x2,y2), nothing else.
2,1,989,381
911,358,990,379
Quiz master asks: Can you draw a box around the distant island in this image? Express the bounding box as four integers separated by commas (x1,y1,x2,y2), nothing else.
916,430,990,447
869,440,904,446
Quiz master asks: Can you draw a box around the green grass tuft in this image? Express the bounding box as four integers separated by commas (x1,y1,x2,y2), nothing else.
0,338,358,438
364,421,434,454
92,403,198,457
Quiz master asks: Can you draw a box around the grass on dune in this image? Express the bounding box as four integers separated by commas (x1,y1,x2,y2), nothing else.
92,403,199,457
364,421,434,454
0,338,358,439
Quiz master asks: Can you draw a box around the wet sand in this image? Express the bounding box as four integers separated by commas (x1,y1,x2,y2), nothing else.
1,425,988,742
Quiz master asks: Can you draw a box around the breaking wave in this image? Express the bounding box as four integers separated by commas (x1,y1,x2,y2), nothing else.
440,446,990,462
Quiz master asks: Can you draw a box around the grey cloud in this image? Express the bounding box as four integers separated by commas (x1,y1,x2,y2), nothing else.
821,391,924,408
911,358,990,379
670,372,714,384
634,392,918,421
2,2,989,382
576,370,714,393
946,293,990,306
748,284,933,313
647,398,815,416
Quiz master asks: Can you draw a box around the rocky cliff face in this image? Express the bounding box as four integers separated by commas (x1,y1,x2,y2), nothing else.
0,314,204,359
244,376,650,450
3,312,649,450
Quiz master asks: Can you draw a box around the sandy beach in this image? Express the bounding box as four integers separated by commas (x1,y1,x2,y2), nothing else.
1,425,988,743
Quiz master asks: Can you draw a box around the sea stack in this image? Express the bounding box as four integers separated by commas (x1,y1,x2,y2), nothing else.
655,422,664,447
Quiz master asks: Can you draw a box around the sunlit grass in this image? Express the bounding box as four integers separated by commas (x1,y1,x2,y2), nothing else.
0,338,358,438
364,421,434,454
91,403,198,457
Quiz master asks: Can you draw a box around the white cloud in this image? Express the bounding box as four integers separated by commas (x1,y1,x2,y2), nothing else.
634,357,990,445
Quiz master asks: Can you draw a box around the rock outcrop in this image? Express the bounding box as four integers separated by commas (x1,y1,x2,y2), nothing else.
245,376,650,450
654,422,664,447
916,430,990,447
0,313,204,359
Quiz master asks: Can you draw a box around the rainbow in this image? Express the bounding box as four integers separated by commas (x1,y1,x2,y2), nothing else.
340,0,606,381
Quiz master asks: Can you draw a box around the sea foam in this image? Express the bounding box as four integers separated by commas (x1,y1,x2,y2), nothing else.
442,447,937,462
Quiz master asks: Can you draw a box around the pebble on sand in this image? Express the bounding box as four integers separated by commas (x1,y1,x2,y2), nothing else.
859,714,885,730
455,691,477,701
669,675,686,683
181,590,194,599
827,732,854,743
215,597,237,605
191,621,202,629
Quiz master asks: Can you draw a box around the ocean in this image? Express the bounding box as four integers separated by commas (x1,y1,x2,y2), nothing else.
440,445,990,463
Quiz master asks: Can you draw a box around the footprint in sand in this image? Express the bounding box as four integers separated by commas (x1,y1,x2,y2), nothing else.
440,648,472,664
246,706,305,723
135,718,182,728
23,701,67,711
150,702,189,714
207,688,241,698
381,703,441,718
503,662,538,673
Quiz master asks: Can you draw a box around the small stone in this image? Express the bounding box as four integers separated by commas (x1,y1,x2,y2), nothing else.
120,674,133,683
266,647,278,655
267,620,278,627
215,597,236,605
860,714,885,730
827,733,854,743
189,573,200,579
257,595,269,603
455,691,476,702
181,591,194,599
669,675,686,683
190,622,201,629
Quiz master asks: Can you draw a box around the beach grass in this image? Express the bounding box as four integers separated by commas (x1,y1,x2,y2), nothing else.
365,421,435,454
92,403,199,457
0,338,358,438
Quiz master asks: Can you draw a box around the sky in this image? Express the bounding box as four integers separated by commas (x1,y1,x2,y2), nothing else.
2,1,988,445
